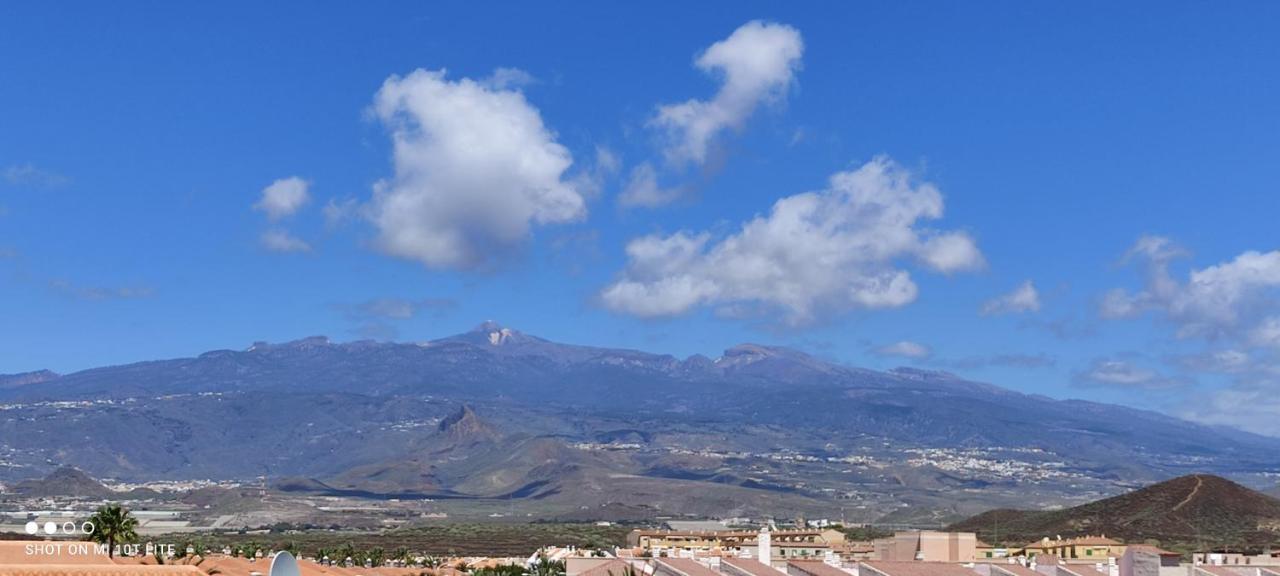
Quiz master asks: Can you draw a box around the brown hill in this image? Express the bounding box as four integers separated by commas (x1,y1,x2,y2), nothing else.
949,474,1280,553
437,404,500,447
12,466,114,499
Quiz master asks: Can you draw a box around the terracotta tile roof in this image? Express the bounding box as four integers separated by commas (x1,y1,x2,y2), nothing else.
655,558,721,576
0,567,205,576
578,560,635,576
786,561,853,576
165,553,425,576
1124,545,1179,557
981,563,1041,576
859,561,978,576
1195,567,1253,576
1057,565,1109,576
722,558,783,576
838,542,875,554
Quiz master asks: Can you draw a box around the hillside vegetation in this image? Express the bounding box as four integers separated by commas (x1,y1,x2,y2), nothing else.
950,474,1280,553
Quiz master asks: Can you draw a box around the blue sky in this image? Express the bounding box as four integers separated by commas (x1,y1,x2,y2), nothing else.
2,3,1279,433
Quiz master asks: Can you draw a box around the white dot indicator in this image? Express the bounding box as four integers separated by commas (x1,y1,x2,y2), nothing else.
43,522,57,535
24,521,37,535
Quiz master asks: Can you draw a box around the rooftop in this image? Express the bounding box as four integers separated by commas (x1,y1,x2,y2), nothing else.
860,561,981,576
655,558,722,576
981,563,1041,576
579,560,636,576
1195,567,1253,576
721,557,784,576
0,567,204,576
786,560,853,576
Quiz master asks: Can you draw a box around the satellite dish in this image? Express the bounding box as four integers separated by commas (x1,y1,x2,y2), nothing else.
269,551,301,576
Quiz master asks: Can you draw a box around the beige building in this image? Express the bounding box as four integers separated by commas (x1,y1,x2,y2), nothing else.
627,529,846,562
873,532,978,563
1021,537,1124,560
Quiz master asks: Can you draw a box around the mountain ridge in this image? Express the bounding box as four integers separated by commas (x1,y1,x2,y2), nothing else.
3,323,1280,521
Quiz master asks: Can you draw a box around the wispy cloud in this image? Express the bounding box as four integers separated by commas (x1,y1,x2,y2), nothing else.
1018,316,1097,340
981,280,1041,315
872,340,932,360
322,197,360,228
618,163,685,208
1073,357,1188,390
49,279,154,301
254,177,311,221
260,229,311,253
481,67,536,90
3,163,70,188
334,297,457,340
933,353,1057,371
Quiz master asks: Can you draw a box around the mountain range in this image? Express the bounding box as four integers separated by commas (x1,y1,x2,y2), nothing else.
2,322,1279,522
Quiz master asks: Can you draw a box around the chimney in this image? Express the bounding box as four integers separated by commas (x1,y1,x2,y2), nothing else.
759,526,772,566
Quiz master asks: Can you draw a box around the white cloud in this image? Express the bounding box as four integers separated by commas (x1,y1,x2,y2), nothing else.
366,68,587,270
601,156,984,323
618,163,683,208
1102,237,1280,434
873,341,932,359
260,229,311,253
1074,358,1186,390
1102,236,1280,340
653,20,803,166
254,177,310,220
981,280,1042,315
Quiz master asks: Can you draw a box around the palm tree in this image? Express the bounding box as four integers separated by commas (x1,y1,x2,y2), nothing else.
84,503,139,559
530,554,565,576
337,542,357,567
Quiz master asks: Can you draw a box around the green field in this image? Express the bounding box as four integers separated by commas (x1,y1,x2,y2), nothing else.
156,522,638,559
